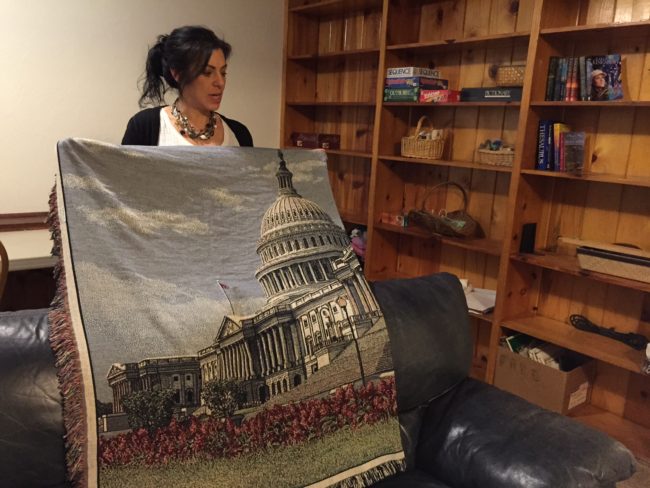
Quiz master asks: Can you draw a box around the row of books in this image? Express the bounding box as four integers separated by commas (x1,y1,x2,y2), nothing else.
537,120,590,173
545,54,623,101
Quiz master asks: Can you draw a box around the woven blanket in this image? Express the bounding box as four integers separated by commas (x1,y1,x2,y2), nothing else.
51,140,403,487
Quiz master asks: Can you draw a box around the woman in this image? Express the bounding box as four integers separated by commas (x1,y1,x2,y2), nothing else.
122,26,252,147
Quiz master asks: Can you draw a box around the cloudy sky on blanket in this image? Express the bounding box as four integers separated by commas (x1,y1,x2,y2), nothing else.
58,141,341,402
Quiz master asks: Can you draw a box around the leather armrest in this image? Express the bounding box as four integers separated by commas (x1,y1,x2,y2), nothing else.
0,308,68,487
415,378,635,488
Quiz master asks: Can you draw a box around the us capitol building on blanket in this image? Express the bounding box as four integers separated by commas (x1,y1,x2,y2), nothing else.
107,159,382,415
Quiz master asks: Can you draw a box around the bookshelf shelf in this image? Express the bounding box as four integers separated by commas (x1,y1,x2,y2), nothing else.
501,315,645,374
540,20,650,40
338,209,368,226
374,223,503,256
511,253,650,293
531,101,650,108
386,31,530,53
326,149,372,159
288,48,380,61
287,101,376,106
289,0,382,16
380,155,513,173
520,169,650,188
383,101,521,107
469,310,494,324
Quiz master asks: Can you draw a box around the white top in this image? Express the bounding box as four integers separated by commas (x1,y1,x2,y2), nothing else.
158,108,239,147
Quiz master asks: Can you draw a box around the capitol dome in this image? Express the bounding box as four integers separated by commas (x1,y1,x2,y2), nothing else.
255,156,349,303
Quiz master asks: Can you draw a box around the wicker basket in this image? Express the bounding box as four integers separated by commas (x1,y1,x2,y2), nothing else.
401,116,446,159
477,148,514,167
496,64,526,86
577,245,650,284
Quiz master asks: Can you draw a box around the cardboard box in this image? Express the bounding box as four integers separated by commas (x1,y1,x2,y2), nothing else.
419,89,460,103
494,346,595,414
380,212,408,227
291,132,340,150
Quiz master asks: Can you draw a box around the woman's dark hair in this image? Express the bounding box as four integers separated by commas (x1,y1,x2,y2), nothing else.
139,26,232,107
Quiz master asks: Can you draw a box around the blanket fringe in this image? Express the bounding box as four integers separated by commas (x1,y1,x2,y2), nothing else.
48,186,88,487
334,458,406,488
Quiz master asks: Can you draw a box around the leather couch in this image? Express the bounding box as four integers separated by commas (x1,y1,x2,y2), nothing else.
0,273,636,487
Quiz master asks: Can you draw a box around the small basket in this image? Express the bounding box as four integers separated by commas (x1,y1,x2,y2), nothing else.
477,148,514,167
401,116,446,160
407,181,484,239
495,64,526,86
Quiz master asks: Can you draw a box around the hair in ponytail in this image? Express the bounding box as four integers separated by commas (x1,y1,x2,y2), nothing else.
138,26,232,108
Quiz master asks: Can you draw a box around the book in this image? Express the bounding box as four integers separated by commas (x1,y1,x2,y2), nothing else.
563,131,590,173
578,56,587,101
537,120,554,170
386,66,442,79
584,57,593,100
460,87,522,101
588,54,623,101
545,57,559,101
465,287,496,314
383,87,419,102
385,77,448,89
552,123,570,171
558,57,569,101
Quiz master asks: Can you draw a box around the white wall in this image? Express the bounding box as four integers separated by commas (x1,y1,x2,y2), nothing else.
0,0,284,213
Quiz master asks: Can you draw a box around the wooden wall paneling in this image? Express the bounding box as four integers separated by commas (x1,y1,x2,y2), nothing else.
459,47,488,92
567,276,608,325
615,186,650,250
585,0,617,25
616,36,649,102
632,0,650,20
483,254,500,290
537,269,574,321
395,234,441,277
464,0,491,38
474,318,492,376
418,0,466,43
464,251,489,287
289,13,320,56
385,0,423,45
580,182,624,244
316,59,342,102
624,371,650,429
626,110,650,178
451,107,480,161
540,0,581,29
438,245,468,279
601,286,645,334
474,107,507,160
488,0,518,35
367,229,401,279
318,16,344,54
285,60,318,102
515,0,535,32
615,0,636,22
327,155,371,220
283,106,317,146
467,169,499,240
544,179,589,248
488,173,511,241
590,108,635,177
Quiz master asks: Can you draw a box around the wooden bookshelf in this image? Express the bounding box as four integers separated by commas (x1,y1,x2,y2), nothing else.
282,0,650,459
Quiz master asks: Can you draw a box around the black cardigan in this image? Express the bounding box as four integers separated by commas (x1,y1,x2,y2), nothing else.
121,107,253,146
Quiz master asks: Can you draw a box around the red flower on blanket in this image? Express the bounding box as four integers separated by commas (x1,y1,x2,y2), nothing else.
99,377,397,468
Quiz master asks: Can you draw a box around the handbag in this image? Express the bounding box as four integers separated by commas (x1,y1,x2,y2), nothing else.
407,181,484,239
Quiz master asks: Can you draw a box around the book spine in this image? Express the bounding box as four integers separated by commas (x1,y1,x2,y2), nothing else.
545,57,559,101
559,58,568,101
560,132,566,171
579,56,587,101
553,58,564,101
585,57,593,101
537,120,552,170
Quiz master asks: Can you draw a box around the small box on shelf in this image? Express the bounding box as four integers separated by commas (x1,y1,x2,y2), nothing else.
419,89,460,103
379,212,408,227
291,132,341,150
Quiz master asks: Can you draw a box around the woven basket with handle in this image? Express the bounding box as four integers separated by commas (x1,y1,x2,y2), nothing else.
407,181,484,239
401,116,446,159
